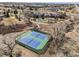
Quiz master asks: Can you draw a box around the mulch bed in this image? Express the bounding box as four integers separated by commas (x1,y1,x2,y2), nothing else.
0,24,27,35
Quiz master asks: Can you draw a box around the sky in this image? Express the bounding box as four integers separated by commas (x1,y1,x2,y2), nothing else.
0,0,78,3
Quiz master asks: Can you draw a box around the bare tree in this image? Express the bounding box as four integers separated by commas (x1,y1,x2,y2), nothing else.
2,39,16,57
48,20,71,55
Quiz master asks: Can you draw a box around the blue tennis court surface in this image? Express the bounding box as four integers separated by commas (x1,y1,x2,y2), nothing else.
19,37,33,44
16,31,51,54
28,40,40,48
37,34,47,39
